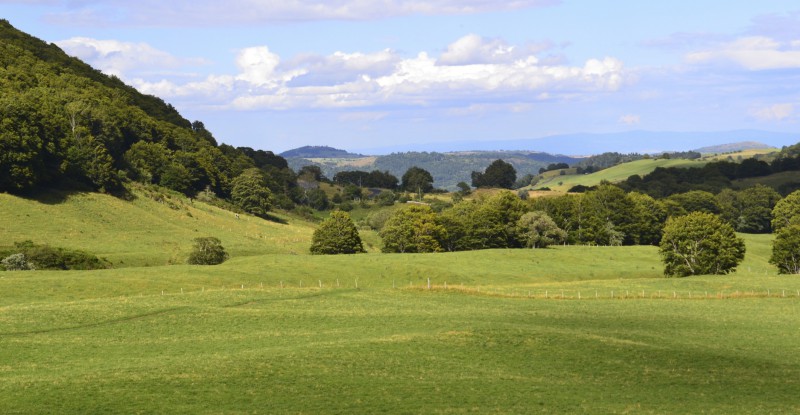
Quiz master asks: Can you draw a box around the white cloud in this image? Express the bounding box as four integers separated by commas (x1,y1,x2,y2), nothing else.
440,34,529,65
751,103,794,121
41,0,560,26
619,114,640,125
89,35,625,111
56,37,207,77
686,36,800,70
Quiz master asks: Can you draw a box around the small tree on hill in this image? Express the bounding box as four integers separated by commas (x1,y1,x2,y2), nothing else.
401,166,434,198
471,159,516,189
770,225,800,274
231,168,273,216
659,212,745,277
310,211,365,255
188,237,228,265
1,253,35,271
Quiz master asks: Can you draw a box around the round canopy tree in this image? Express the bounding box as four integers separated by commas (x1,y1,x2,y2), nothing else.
772,190,800,232
659,212,745,277
770,225,800,274
310,211,365,255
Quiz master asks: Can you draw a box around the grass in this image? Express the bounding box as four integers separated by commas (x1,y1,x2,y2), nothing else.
536,159,707,192
0,186,317,267
3,191,800,413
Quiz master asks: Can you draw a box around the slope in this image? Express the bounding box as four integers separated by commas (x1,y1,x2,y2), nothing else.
536,158,707,192
0,185,318,267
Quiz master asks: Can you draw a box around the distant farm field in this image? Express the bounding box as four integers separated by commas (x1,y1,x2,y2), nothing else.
537,159,707,192
2,229,800,413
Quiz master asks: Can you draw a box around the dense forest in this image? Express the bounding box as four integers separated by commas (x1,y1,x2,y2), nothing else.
0,20,300,210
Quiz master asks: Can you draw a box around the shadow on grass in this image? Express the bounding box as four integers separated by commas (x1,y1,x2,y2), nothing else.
15,186,136,205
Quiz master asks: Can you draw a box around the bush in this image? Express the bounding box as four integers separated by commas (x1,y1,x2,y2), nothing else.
188,237,228,265
659,212,745,277
1,253,35,271
1,241,109,270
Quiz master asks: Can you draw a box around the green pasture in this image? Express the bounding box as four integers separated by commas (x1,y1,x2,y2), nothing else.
2,232,800,413
537,159,707,192
0,187,318,267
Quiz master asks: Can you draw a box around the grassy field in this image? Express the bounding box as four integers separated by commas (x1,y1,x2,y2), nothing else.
536,159,707,192
3,191,800,413
0,186,321,267
2,231,800,413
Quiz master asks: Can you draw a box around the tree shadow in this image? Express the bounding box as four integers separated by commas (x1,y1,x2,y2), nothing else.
14,186,136,205
259,213,288,224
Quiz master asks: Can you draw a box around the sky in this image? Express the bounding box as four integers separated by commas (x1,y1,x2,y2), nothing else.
1,0,799,154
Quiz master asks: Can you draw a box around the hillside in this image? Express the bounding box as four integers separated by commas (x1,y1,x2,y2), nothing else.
287,150,580,190
0,186,322,267
280,145,364,159
695,141,773,154
534,158,707,192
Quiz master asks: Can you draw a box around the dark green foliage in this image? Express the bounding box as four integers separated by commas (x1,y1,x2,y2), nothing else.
667,190,721,216
717,185,781,233
770,225,800,274
305,188,330,210
0,241,109,270
187,237,228,265
375,190,396,206
230,168,273,216
380,205,446,253
659,212,745,277
333,170,398,189
297,165,327,182
310,211,365,254
471,159,516,189
401,166,434,195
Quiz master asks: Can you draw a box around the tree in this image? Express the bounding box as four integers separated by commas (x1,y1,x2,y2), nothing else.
379,205,446,253
659,212,745,277
772,190,800,232
310,211,365,254
770,225,800,274
230,168,272,216
401,166,434,197
187,237,228,265
305,188,329,211
471,159,516,189
516,211,567,248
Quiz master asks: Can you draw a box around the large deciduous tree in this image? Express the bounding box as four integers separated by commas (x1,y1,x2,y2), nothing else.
310,211,365,255
471,159,516,189
659,212,745,277
380,205,446,253
772,190,800,232
401,166,434,197
230,168,272,216
770,225,800,274
516,211,567,248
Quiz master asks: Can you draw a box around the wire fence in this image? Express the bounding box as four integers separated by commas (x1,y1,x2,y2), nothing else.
153,278,800,301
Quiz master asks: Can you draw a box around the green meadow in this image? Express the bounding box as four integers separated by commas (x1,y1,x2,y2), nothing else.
2,191,800,413
537,159,707,192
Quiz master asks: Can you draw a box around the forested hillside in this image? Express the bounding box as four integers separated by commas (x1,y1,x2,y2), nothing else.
0,20,299,210
286,150,579,190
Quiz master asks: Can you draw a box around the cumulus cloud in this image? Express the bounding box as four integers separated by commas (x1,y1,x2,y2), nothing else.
82,35,625,111
686,36,800,70
56,37,207,77
751,103,794,121
619,114,640,125
38,0,559,26
438,34,552,65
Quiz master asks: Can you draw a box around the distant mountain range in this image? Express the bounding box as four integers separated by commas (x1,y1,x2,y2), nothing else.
351,130,797,156
280,146,364,159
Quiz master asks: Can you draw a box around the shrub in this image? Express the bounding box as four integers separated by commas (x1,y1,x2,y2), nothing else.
1,253,35,271
188,237,228,265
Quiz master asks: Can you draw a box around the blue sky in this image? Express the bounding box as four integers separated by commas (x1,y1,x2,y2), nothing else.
1,1,799,153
